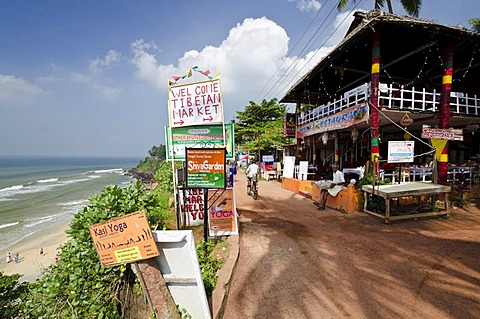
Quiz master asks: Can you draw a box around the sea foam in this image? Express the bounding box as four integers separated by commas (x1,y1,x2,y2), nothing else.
0,222,19,229
38,178,59,183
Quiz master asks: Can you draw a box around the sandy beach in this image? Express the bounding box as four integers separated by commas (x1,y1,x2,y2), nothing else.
0,222,70,282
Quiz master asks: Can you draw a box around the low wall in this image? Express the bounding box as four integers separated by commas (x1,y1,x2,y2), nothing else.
312,184,361,214
281,178,313,194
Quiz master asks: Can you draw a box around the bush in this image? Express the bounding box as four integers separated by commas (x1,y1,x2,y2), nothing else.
0,272,27,318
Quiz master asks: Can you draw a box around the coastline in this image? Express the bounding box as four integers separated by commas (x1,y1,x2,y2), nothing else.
0,221,70,282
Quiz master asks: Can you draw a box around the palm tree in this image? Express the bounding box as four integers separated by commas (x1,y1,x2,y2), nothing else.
469,18,480,32
337,0,422,17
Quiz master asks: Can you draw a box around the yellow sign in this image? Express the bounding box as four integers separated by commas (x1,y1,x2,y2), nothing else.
89,211,159,267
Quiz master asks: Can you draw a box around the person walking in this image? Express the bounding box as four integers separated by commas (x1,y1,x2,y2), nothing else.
6,252,12,263
14,253,19,263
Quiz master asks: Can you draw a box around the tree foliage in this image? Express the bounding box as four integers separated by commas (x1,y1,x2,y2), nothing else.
234,98,287,159
0,272,27,318
337,0,422,17
148,145,167,160
469,18,480,32
21,181,173,318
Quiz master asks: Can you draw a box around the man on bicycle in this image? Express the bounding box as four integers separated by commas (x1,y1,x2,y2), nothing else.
246,160,259,188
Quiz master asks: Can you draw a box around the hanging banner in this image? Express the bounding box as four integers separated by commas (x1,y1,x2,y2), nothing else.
284,113,296,138
186,148,226,189
89,211,159,267
208,188,238,236
297,103,368,138
168,79,224,127
421,126,463,141
166,124,234,160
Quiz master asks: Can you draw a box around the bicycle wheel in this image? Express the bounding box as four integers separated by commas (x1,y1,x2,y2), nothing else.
252,182,258,199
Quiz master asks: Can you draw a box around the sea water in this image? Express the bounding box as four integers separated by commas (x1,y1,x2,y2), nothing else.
0,156,141,251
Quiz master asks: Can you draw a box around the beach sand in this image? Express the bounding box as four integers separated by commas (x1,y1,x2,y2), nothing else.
0,222,70,282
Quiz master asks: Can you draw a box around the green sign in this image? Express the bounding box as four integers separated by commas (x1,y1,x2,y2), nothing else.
166,124,234,160
185,148,226,189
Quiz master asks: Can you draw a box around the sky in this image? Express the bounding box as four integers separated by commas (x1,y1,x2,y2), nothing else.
1,0,479,157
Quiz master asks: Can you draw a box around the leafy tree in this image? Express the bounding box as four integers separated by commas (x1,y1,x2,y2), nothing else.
469,18,480,32
337,0,422,17
235,98,287,160
148,145,167,160
0,272,27,318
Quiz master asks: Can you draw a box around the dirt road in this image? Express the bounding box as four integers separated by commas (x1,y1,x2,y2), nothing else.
222,172,480,319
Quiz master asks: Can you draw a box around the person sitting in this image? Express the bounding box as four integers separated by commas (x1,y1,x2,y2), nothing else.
317,163,345,210
246,160,259,187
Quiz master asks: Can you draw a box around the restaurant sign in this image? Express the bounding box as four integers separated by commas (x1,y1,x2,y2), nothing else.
297,103,368,138
388,141,415,163
89,211,159,267
185,148,226,189
421,126,463,141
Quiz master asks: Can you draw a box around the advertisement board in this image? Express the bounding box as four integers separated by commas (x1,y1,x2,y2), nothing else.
297,103,368,138
388,141,415,163
185,148,226,189
207,188,238,236
166,123,234,160
89,211,159,267
168,79,223,127
178,188,205,227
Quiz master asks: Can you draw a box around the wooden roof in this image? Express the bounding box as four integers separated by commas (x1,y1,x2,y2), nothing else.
280,10,480,105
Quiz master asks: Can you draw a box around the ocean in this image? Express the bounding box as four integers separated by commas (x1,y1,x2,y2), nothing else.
0,156,141,251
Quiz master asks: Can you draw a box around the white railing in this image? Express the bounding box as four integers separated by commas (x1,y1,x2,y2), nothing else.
298,82,480,125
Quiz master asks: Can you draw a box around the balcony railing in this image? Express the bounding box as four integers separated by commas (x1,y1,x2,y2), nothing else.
298,82,480,126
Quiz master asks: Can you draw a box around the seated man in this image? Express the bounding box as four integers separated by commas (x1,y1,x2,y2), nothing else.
317,163,345,210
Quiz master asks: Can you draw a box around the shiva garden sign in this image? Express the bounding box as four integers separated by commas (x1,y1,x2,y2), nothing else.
185,148,226,189
166,123,234,160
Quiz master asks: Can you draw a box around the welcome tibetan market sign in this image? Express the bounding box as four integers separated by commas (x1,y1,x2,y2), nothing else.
421,126,463,141
297,103,368,138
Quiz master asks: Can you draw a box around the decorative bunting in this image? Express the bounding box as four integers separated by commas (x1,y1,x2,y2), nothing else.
168,67,221,87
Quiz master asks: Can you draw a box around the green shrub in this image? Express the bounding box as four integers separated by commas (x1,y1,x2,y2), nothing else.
0,272,27,318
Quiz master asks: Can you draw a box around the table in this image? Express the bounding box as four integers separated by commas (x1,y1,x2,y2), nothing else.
362,182,451,223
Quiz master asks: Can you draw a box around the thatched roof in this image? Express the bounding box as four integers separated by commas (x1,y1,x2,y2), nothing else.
280,10,480,105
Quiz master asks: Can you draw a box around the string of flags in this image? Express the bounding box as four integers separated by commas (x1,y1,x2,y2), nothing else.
168,66,221,86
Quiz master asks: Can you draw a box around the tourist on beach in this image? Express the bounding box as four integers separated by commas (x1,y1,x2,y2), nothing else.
6,252,12,263
40,247,43,255
14,253,19,263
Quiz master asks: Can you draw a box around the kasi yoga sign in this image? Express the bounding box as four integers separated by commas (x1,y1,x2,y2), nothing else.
89,211,159,267
168,79,224,127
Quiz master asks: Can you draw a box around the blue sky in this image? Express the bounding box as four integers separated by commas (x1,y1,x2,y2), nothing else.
1,0,478,157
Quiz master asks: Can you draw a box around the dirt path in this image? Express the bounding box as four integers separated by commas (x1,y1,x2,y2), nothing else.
223,171,480,319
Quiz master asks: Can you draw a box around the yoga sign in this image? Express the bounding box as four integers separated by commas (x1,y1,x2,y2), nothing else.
89,211,159,267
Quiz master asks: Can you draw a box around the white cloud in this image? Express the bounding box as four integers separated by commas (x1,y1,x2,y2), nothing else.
130,15,350,120
0,74,44,106
89,50,122,73
288,0,321,12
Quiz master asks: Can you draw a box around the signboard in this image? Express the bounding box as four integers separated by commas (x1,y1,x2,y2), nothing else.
208,188,238,236
178,188,205,227
388,141,415,163
282,156,296,178
185,148,226,189
421,126,463,141
89,211,159,267
262,155,274,162
297,103,368,138
168,79,223,127
284,113,296,138
166,124,234,160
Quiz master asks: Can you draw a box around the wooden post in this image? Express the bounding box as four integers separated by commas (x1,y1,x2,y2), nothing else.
438,41,454,185
370,30,381,177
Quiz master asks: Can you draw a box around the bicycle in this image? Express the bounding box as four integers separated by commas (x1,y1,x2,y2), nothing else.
247,174,258,200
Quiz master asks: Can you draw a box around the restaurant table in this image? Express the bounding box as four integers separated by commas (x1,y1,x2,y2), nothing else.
362,182,451,223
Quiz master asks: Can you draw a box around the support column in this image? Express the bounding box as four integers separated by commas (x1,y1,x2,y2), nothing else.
295,99,302,163
370,30,381,176
334,132,339,165
438,42,453,185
